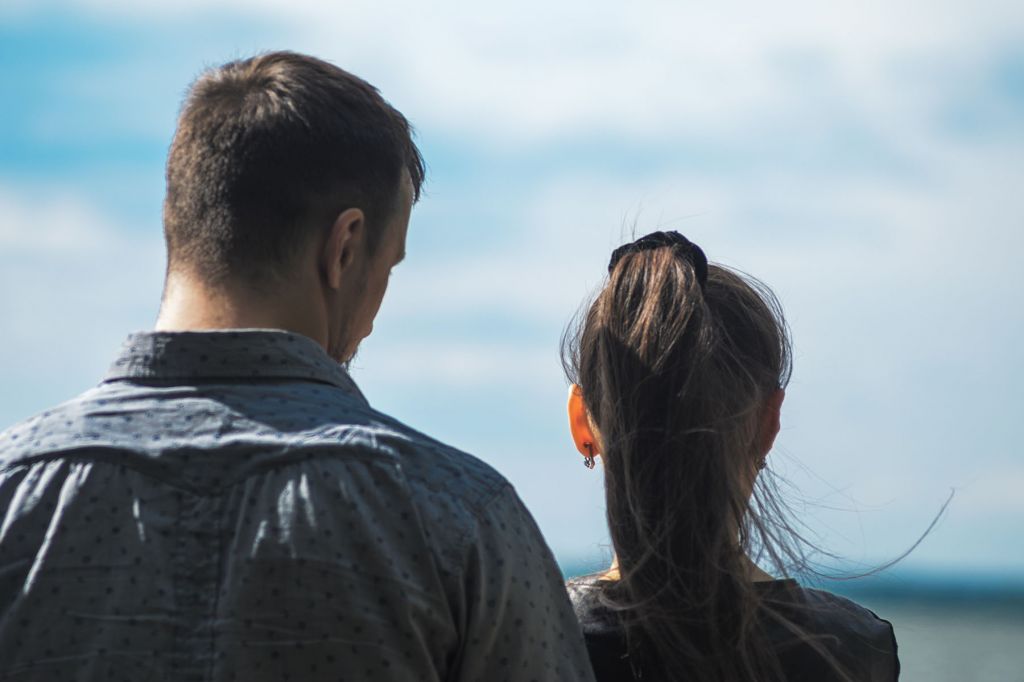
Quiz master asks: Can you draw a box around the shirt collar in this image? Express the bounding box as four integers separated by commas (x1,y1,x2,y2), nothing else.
102,329,366,403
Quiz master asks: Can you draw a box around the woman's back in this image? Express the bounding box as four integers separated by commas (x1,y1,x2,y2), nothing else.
561,231,902,681
567,574,899,682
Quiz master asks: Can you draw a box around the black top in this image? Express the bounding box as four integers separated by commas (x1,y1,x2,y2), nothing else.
567,574,899,681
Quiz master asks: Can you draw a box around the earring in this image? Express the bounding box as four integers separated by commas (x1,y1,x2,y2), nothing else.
583,442,596,470
757,456,767,471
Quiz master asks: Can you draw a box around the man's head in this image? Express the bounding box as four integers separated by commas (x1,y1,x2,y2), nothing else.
161,51,424,361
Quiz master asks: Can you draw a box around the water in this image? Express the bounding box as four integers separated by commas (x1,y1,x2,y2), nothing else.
833,579,1024,682
856,599,1024,681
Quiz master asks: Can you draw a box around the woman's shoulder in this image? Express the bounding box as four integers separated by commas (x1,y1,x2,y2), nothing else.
761,580,896,639
568,575,895,635
565,574,638,681
757,580,900,681
566,573,620,634
566,576,899,681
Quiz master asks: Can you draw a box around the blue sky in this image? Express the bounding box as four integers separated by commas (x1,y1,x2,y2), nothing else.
1,0,1022,575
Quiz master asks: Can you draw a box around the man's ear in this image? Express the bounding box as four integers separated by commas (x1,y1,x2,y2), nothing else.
322,208,365,290
759,388,785,455
568,384,600,457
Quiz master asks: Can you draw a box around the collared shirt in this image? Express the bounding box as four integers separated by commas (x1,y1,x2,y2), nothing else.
0,330,595,682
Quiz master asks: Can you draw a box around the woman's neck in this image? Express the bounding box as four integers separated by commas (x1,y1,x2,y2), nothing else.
601,554,776,582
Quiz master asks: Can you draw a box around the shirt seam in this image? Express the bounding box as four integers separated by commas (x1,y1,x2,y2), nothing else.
205,492,228,682
451,476,516,590
0,445,402,494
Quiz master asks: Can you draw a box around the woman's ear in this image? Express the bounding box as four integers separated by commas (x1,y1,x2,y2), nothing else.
759,388,785,455
567,384,600,458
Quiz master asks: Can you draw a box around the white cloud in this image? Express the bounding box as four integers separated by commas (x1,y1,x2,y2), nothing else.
952,469,1024,517
0,187,165,421
296,0,1023,150
13,0,1022,149
0,189,120,252
356,341,558,390
3,0,1022,568
358,131,1024,565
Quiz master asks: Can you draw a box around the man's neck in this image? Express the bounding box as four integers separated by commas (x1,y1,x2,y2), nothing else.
155,273,327,347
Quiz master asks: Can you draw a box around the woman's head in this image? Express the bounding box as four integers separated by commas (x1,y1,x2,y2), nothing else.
563,231,792,521
561,231,795,679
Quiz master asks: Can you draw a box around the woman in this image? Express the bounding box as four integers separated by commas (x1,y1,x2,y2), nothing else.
563,231,898,681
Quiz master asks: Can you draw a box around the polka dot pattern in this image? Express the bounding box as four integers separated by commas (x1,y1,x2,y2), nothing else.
0,330,595,681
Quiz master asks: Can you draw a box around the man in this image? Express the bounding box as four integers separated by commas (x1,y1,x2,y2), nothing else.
0,52,595,682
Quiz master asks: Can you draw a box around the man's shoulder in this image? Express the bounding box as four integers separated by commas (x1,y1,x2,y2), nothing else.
0,381,514,540
335,404,511,517
299,402,522,573
0,388,105,470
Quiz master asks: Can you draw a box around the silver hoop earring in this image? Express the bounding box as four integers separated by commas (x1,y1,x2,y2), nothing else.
583,443,596,470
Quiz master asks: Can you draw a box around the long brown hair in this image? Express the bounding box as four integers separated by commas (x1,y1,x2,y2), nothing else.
563,235,824,680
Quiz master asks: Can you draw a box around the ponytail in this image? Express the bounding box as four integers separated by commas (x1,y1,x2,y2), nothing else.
563,233,806,680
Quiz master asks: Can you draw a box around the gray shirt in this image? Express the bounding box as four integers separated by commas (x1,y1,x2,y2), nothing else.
0,330,595,682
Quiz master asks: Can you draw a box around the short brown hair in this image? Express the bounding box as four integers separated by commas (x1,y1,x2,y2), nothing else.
163,51,425,285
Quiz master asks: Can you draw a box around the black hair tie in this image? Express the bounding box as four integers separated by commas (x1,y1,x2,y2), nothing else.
607,231,708,288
